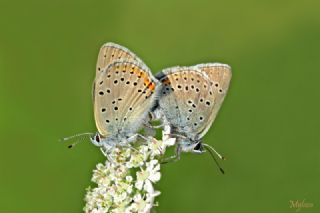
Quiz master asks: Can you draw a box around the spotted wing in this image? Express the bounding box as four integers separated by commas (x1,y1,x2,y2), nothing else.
156,66,215,141
96,42,145,77
196,63,232,138
93,60,160,137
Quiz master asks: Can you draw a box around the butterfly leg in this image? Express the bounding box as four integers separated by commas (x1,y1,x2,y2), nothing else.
143,122,164,129
142,124,157,137
100,147,116,164
163,133,188,140
127,133,150,143
143,110,165,130
122,144,139,153
160,144,182,164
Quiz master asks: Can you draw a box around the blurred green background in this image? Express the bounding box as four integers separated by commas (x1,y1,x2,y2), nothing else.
1,0,319,212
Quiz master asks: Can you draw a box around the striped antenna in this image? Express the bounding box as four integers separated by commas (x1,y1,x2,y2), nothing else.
202,143,226,174
60,133,94,148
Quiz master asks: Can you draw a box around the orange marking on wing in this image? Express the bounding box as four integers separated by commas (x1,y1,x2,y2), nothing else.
140,71,146,78
144,77,151,86
133,66,142,76
161,78,171,85
148,82,155,91
130,66,135,73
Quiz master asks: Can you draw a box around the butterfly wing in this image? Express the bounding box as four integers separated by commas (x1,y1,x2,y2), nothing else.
156,66,215,140
96,42,145,77
196,63,232,138
93,60,160,138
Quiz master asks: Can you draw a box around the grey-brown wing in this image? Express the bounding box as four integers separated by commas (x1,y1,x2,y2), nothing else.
196,63,232,138
156,66,214,140
93,60,160,137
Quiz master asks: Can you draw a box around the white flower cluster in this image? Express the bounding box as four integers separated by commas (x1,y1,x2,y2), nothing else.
84,134,175,213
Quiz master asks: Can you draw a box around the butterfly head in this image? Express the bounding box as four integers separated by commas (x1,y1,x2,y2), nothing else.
192,141,205,153
179,138,204,154
90,132,103,147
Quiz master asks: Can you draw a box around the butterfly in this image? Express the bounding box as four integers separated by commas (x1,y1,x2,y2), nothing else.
63,43,161,156
154,63,231,172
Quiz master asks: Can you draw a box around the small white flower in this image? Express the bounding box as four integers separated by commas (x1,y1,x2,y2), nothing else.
135,159,161,191
163,137,176,146
113,191,128,204
126,175,133,182
148,138,164,156
135,169,148,190
143,179,154,193
146,160,161,182
149,135,176,157
115,180,133,195
128,194,150,213
84,187,112,212
126,146,149,168
91,165,112,187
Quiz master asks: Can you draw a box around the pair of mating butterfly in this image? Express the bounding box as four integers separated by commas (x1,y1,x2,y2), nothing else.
65,42,231,172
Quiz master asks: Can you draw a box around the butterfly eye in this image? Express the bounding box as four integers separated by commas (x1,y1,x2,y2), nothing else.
193,142,203,152
95,135,100,143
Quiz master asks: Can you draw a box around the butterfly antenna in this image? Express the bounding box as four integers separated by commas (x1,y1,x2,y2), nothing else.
60,133,94,149
202,143,225,174
202,143,226,160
